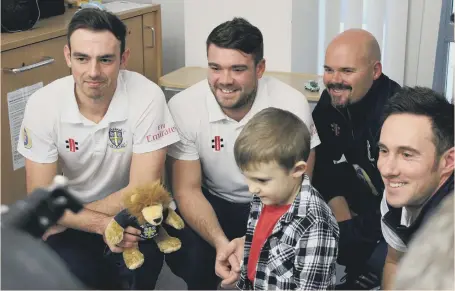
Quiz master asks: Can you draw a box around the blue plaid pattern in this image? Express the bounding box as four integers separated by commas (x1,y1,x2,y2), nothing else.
237,176,339,290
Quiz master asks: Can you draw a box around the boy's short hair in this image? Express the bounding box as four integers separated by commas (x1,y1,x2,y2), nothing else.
234,107,311,171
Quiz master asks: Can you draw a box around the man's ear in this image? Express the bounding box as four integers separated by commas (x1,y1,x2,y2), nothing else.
255,58,266,79
63,45,72,68
440,147,454,176
120,48,130,69
291,161,307,178
373,61,382,80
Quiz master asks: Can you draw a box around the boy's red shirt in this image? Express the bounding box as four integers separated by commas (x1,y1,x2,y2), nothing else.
247,204,291,282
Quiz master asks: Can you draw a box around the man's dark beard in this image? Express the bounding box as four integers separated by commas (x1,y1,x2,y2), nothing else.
327,82,352,108
327,82,352,91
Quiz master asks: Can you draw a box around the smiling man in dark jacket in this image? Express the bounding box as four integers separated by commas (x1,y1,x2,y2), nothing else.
312,29,401,289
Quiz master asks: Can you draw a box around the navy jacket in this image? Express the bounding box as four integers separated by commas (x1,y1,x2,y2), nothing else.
312,73,400,214
312,74,401,260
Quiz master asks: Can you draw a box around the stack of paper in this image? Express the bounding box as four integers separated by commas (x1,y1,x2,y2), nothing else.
103,1,153,13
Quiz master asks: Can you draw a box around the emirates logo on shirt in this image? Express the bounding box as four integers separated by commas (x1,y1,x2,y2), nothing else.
211,136,224,152
65,138,79,152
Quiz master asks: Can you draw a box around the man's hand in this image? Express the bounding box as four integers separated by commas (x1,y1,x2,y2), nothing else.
382,245,404,290
42,224,67,241
215,236,245,288
102,217,143,253
328,196,352,222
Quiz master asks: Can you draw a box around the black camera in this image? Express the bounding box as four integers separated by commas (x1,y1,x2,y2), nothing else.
1,176,85,289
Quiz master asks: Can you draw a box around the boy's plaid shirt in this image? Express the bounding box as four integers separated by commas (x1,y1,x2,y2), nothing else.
237,176,339,290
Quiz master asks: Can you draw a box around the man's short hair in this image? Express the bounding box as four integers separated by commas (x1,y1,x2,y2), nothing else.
382,86,454,157
206,17,264,65
234,108,311,171
67,8,127,55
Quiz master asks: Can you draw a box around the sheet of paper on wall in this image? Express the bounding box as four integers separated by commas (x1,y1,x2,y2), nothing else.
103,1,153,14
7,82,43,171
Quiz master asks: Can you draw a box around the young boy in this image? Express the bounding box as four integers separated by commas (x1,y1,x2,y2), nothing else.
232,107,339,290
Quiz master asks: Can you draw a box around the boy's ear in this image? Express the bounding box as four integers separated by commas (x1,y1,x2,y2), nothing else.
291,161,307,178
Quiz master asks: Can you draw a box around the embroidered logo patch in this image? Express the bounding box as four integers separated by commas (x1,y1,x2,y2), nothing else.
140,224,158,239
23,128,32,149
65,138,79,152
108,128,127,149
309,124,318,137
211,136,224,152
331,123,340,136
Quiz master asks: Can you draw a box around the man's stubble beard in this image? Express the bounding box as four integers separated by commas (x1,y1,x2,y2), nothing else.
228,86,257,110
212,82,258,111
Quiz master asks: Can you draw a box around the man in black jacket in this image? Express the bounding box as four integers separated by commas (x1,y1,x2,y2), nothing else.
312,29,401,289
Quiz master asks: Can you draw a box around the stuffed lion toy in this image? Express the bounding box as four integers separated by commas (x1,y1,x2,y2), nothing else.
104,182,184,270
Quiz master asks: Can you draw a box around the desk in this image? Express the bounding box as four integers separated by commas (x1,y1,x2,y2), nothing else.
158,66,324,103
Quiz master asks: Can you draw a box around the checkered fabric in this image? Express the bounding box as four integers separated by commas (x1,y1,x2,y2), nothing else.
237,176,339,290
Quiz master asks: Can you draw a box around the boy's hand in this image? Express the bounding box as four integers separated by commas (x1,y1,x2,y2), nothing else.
215,236,245,288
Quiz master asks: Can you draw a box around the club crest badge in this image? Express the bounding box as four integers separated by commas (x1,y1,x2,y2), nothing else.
141,224,158,239
108,128,127,149
23,128,32,149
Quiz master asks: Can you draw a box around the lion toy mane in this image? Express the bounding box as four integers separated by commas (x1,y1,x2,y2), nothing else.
104,182,184,270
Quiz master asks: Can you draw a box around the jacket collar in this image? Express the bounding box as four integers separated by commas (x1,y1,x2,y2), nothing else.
383,173,454,245
251,175,313,235
281,175,313,223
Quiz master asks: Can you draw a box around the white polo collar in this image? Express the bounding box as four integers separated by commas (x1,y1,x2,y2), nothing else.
206,77,271,124
61,72,128,125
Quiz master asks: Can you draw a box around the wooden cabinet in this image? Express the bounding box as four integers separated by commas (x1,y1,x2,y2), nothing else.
1,37,70,205
123,9,163,84
0,5,163,204
142,11,162,84
124,16,145,75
